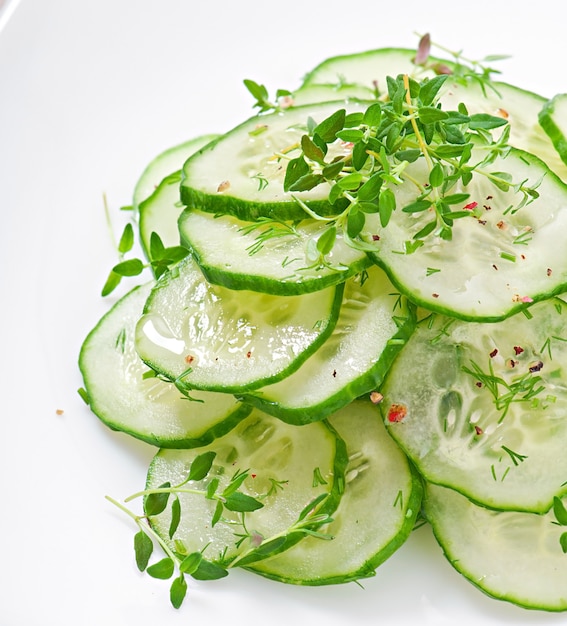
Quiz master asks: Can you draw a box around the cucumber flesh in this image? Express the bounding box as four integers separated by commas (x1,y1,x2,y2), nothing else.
135,255,343,392
291,84,375,107
146,409,347,566
240,266,415,424
248,399,422,585
381,297,567,513
180,101,370,222
365,147,567,321
78,283,251,447
424,482,567,611
178,207,371,295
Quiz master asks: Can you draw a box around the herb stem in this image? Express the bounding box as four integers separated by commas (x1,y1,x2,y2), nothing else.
124,486,208,503
403,74,434,172
269,142,301,161
105,495,179,563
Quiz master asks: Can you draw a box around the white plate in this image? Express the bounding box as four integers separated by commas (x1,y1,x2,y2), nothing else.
2,2,567,624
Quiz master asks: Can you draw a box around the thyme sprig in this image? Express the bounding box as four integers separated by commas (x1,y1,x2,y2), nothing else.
102,222,190,296
243,79,293,114
279,50,540,258
107,451,333,609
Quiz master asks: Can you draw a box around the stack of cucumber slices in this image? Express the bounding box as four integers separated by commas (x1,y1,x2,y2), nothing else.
79,37,567,611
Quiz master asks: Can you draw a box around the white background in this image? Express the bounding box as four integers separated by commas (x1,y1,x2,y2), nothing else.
2,1,567,625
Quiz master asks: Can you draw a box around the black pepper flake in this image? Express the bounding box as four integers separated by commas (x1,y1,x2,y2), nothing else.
529,361,544,373
490,348,498,358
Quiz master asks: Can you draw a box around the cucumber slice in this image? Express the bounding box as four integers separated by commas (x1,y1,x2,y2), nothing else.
424,482,567,611
380,297,567,513
180,100,370,221
178,207,371,295
539,93,567,167
133,134,217,210
248,398,422,585
146,409,348,567
135,255,343,392
365,147,567,321
240,266,415,424
79,283,251,447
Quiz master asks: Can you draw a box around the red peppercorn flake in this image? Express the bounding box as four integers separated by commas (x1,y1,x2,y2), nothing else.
464,201,478,210
387,403,407,423
513,346,524,355
185,354,195,364
474,425,483,435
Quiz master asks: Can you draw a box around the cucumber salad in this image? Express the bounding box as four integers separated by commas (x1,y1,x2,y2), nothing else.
79,34,567,611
